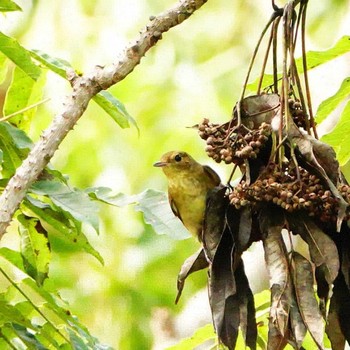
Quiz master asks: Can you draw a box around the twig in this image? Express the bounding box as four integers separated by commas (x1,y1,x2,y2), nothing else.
0,0,209,236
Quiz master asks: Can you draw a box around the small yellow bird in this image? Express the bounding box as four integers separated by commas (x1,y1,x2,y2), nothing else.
154,151,221,241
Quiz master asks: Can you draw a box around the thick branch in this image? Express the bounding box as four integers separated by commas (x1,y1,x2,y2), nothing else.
0,0,208,236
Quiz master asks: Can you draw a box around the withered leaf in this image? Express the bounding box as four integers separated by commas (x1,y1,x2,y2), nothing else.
203,185,229,262
266,317,288,350
260,206,289,337
326,294,346,350
235,260,257,350
235,93,280,129
175,249,208,304
209,228,236,349
289,286,307,348
288,125,348,230
287,213,339,285
291,252,324,350
237,205,253,253
330,273,350,343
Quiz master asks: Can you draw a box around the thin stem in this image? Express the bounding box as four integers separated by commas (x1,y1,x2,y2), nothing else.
257,25,274,94
301,0,318,138
272,17,281,93
0,98,51,122
0,267,70,343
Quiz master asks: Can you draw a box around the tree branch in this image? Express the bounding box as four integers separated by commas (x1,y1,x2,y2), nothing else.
0,0,208,236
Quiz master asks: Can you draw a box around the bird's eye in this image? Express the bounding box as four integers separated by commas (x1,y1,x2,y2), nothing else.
174,154,182,162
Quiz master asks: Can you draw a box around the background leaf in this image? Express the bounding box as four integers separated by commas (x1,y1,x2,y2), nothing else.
0,0,22,12
0,32,41,81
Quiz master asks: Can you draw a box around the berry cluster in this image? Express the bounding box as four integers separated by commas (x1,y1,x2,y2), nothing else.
228,163,348,222
197,118,272,164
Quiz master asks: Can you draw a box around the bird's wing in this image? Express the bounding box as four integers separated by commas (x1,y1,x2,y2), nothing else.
203,165,221,186
169,193,183,221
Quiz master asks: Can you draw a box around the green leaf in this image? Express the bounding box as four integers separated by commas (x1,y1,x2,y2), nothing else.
315,77,350,123
12,324,47,350
0,0,22,12
91,188,191,240
0,32,41,81
18,215,50,286
0,122,32,177
321,100,350,165
31,180,100,234
29,49,72,78
166,324,216,350
23,197,103,264
0,52,8,84
0,247,25,272
248,36,350,92
0,294,32,328
93,91,138,131
3,67,47,132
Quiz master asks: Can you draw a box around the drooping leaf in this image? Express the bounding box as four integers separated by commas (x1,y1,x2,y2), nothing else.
326,295,346,350
0,32,41,81
29,49,73,78
259,206,290,337
202,186,229,261
291,252,324,349
3,66,47,132
18,214,50,286
93,91,138,131
23,197,103,264
288,287,307,349
175,249,208,304
209,228,237,350
235,260,257,350
287,213,339,285
236,205,253,253
0,0,22,12
102,189,190,240
315,77,350,124
322,100,350,166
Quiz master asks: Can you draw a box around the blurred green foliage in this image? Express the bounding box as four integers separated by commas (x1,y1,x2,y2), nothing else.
0,0,349,349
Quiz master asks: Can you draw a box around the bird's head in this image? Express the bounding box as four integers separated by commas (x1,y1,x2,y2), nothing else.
153,151,196,176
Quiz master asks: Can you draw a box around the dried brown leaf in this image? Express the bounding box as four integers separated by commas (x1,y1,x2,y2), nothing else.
266,317,288,350
326,296,346,350
203,185,229,262
288,126,348,230
291,252,324,350
288,213,339,285
260,207,290,337
209,229,236,348
176,249,208,304
289,287,307,348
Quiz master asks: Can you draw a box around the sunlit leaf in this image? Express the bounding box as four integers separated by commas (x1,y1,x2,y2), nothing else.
0,247,25,272
166,324,216,350
3,67,47,132
93,91,138,131
12,323,47,350
291,252,324,349
315,77,350,123
29,49,72,78
0,0,22,12
0,32,41,81
18,215,50,286
99,189,190,240
0,52,8,84
322,100,350,166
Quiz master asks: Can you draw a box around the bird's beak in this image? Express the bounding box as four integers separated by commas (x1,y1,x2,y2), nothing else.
153,161,167,167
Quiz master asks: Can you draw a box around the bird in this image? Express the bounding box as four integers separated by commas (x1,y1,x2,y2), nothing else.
154,151,221,241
